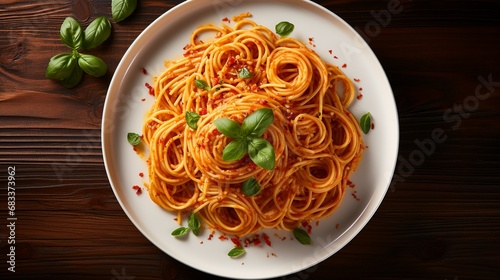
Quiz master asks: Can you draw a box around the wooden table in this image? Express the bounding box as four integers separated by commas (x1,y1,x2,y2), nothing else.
1,0,499,279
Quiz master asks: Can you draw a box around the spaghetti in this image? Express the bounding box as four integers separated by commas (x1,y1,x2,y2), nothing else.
142,16,364,237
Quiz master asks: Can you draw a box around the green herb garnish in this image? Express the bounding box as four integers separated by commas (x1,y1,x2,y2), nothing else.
241,178,261,196
238,67,253,79
293,228,312,245
186,111,201,130
112,0,137,23
275,21,294,37
127,132,141,146
171,227,189,237
359,112,371,134
228,247,246,258
194,79,211,91
46,16,111,88
78,53,108,77
171,212,202,238
188,212,201,236
214,108,275,170
83,16,112,50
247,138,275,170
60,17,84,50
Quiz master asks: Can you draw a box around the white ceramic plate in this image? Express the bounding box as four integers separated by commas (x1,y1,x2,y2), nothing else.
102,0,399,278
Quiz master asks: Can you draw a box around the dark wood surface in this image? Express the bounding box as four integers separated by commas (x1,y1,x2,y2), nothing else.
1,0,499,279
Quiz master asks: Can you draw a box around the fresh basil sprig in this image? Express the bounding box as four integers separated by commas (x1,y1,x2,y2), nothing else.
275,21,294,37
112,0,137,23
214,108,276,170
46,16,111,88
359,112,371,134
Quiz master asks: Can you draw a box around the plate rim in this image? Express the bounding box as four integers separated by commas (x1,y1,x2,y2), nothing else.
102,0,399,278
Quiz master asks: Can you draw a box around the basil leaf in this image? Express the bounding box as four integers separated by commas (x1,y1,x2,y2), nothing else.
186,111,200,130
78,54,107,77
275,21,294,37
45,53,77,80
171,227,189,237
360,112,371,134
228,247,245,258
188,213,201,236
238,67,253,79
247,138,275,170
83,16,112,50
241,178,261,196
127,132,141,146
241,108,274,138
222,139,248,162
60,17,83,50
241,108,274,137
112,0,137,23
293,228,312,245
214,118,242,139
194,79,211,91
60,64,83,88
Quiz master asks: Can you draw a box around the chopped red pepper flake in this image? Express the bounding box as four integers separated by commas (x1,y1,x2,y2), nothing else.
222,17,230,23
139,172,144,177
354,78,361,82
333,56,338,59
328,49,333,54
342,63,347,68
231,237,242,248
357,93,363,100
351,191,361,201
132,185,142,195
219,235,229,241
141,67,147,74
301,221,313,234
262,233,271,247
371,123,375,130
145,82,154,95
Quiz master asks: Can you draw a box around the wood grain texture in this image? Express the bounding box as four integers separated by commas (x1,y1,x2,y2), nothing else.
1,0,499,279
